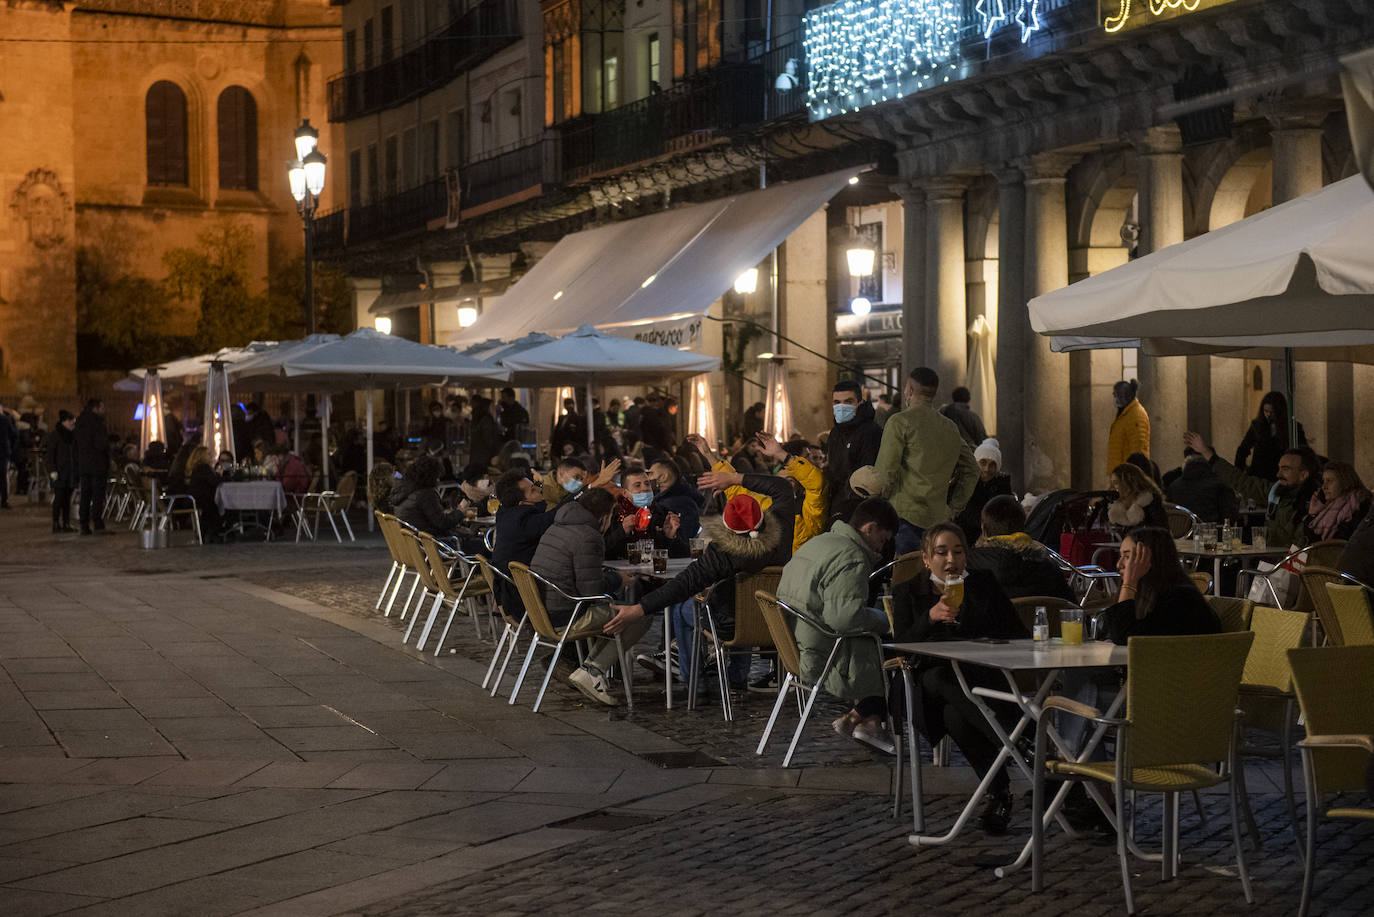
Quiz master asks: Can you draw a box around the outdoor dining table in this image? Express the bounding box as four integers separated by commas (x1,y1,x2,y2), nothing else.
1173,539,1290,597
215,481,287,541
885,638,1127,876
605,557,694,709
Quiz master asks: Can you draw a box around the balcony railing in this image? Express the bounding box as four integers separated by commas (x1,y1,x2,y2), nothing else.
327,0,520,122
560,63,767,180
345,178,447,247
462,137,559,210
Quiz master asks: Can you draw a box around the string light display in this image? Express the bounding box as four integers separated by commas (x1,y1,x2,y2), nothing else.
975,0,1041,43
803,0,961,119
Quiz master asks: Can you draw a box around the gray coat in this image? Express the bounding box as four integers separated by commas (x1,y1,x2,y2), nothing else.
530,500,617,623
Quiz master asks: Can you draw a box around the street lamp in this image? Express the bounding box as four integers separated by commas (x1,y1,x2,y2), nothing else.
288,119,326,336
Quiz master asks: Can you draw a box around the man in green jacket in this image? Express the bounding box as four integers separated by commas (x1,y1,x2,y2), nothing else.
778,497,899,753
1183,431,1321,548
876,367,978,555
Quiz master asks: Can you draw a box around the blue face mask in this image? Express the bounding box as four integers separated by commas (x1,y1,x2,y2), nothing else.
563,479,583,495
631,491,654,508
833,403,857,424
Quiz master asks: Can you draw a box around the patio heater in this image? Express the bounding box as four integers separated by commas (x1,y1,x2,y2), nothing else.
203,360,236,463
687,374,718,449
138,369,164,456
761,354,794,442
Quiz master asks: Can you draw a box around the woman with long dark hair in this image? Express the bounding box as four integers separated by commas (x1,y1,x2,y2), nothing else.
1102,527,1221,643
1235,391,1308,481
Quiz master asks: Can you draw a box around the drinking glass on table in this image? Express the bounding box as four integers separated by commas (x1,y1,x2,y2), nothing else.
689,536,707,559
1250,526,1267,550
626,541,642,564
942,573,966,621
653,549,668,574
1060,608,1085,646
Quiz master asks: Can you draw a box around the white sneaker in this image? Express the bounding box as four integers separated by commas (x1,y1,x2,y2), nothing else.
852,721,896,755
568,666,619,707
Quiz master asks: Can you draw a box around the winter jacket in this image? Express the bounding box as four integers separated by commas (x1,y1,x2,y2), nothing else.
186,463,222,535
391,479,465,536
0,413,15,460
1209,455,1318,548
954,473,1014,543
890,568,1028,645
276,454,310,496
778,522,888,701
640,472,797,621
939,402,988,448
875,402,978,529
73,408,109,476
45,425,77,488
1102,583,1222,645
491,501,557,614
967,534,1075,602
1106,398,1151,477
466,414,503,475
1339,511,1374,585
1106,490,1169,533
825,400,883,523
1235,418,1307,482
1165,460,1238,524
530,499,619,624
244,411,275,450
653,475,701,548
783,455,827,552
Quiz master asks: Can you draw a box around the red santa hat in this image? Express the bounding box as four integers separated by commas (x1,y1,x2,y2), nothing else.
722,493,763,537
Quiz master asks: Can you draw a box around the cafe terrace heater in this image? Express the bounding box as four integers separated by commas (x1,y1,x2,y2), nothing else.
203,361,236,462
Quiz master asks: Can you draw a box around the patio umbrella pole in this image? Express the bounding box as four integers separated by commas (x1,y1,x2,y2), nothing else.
366,379,375,532
586,379,595,452
292,393,301,456
322,394,331,491
1284,347,1298,448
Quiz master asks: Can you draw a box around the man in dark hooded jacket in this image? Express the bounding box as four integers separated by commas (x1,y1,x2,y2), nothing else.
73,399,109,534
1165,449,1238,524
966,495,1074,601
825,380,883,525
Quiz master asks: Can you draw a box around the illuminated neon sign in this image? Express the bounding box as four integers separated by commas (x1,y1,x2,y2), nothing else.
1101,0,1239,34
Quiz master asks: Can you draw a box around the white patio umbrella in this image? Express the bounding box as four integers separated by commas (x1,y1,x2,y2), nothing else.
495,326,719,449
1029,174,1374,440
127,342,277,389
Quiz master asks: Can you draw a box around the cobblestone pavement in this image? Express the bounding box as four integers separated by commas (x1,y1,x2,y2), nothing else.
0,502,1368,915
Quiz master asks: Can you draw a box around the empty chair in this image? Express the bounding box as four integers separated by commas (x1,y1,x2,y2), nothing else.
1207,595,1255,633
297,471,357,542
406,533,490,652
691,567,782,721
1322,583,1374,647
1287,645,1374,917
1164,503,1198,540
476,556,525,695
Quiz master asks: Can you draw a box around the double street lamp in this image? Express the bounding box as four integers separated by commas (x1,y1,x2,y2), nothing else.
288,119,327,336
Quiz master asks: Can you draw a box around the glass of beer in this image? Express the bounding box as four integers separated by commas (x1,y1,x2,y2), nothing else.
653,549,669,574
487,496,500,516
943,574,965,618
626,542,642,564
1060,608,1085,645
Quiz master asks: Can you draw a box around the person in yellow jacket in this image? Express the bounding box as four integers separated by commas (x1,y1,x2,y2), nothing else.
686,432,826,552
1106,378,1150,479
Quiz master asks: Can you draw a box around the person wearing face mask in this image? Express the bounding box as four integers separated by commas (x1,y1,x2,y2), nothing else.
825,380,883,526
540,456,621,507
890,522,1029,835
605,467,691,560
531,487,645,706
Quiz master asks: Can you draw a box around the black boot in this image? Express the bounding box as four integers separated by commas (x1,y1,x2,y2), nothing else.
980,789,1013,836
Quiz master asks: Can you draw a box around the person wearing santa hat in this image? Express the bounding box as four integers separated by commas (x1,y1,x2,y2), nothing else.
606,472,798,691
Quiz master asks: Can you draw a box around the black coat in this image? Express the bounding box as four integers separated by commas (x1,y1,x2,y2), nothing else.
0,413,15,460
1166,461,1238,524
1235,419,1308,482
1102,583,1222,645
639,406,675,453
244,411,275,450
73,408,109,476
966,539,1075,602
499,400,530,438
46,425,77,487
1340,511,1374,585
187,463,222,533
467,414,503,474
491,501,558,614
825,400,884,524
890,568,1029,645
955,473,1014,543
391,479,465,536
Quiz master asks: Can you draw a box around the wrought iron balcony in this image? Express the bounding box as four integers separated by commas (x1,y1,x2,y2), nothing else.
340,178,448,248
461,137,559,210
327,0,520,122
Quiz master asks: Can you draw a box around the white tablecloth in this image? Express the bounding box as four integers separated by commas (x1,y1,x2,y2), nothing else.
215,481,286,513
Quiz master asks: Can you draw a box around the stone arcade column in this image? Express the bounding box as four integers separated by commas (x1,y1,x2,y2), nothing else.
1271,114,1343,458
1133,127,1188,468
1022,153,1077,492
895,182,927,379
995,168,1027,485
921,178,970,392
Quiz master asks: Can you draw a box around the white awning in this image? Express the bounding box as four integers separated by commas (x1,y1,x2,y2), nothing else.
369,280,509,316
454,167,865,343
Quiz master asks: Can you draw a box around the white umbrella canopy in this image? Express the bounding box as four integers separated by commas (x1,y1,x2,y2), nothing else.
126,342,277,389
1030,174,1374,358
496,325,718,387
276,328,512,388
223,334,343,391
471,332,556,366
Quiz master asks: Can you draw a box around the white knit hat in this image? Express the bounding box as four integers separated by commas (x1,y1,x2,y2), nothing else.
973,437,1002,467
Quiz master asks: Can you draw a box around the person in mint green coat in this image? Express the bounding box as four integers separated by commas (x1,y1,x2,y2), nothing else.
778,498,899,753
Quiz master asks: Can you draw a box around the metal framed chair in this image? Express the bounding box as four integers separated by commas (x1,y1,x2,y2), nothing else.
1303,565,1353,645
1234,604,1312,853
506,562,630,712
1043,545,1119,607
410,533,492,653
1207,595,1255,633
690,567,783,721
158,493,203,545
475,556,525,696
374,511,408,611
1164,503,1199,540
869,551,925,592
1287,645,1374,917
1322,582,1374,647
1187,570,1213,594
1031,631,1256,915
297,471,356,542
752,590,890,768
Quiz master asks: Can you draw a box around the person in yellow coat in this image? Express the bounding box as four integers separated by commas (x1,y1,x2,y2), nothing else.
685,432,826,552
1106,379,1150,480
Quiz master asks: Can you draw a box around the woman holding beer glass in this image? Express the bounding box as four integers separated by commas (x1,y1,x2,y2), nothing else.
890,522,1028,834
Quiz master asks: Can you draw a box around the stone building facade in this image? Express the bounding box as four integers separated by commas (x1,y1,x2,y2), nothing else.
0,0,340,413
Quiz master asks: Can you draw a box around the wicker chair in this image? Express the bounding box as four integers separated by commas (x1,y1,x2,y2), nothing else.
870,551,925,592
1031,632,1256,915
296,471,357,542
1234,604,1312,853
753,590,889,768
1287,646,1374,917
1187,571,1213,594
1164,503,1199,540
506,561,628,712
1303,565,1352,645
691,566,783,721
374,511,410,612
408,533,491,653
1207,595,1255,633
1321,583,1374,647
476,556,525,697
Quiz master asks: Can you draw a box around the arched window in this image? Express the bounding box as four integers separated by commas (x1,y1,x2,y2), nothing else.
217,86,258,191
146,81,189,186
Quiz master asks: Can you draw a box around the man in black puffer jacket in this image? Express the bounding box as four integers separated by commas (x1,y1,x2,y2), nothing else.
531,488,643,707
606,472,797,688
826,381,883,525
966,495,1075,601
